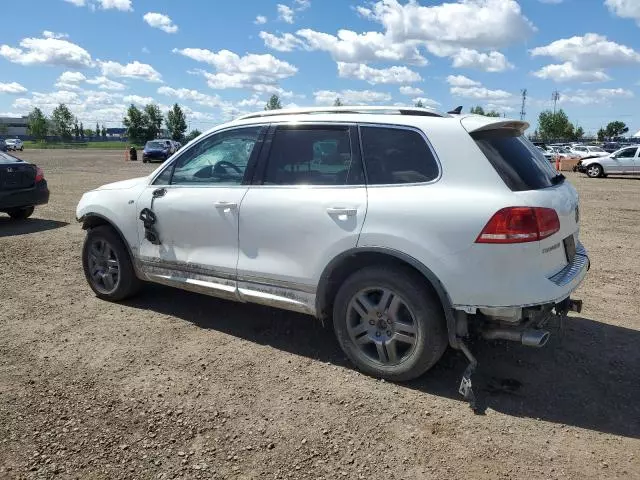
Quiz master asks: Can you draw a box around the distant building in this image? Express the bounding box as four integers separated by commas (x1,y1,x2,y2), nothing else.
0,116,28,136
106,127,126,138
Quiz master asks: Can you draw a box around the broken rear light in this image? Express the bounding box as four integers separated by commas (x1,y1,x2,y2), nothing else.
476,207,560,244
35,167,44,182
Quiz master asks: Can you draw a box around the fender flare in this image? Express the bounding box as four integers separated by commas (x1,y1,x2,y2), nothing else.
77,212,137,266
316,247,460,349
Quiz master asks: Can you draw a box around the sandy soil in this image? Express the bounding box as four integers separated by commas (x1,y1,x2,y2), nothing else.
1,149,639,479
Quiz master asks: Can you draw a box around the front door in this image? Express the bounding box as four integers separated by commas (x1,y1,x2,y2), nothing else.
608,147,637,174
236,124,367,314
136,125,265,299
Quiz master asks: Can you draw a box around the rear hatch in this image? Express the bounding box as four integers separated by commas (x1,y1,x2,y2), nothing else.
463,117,580,277
0,153,36,191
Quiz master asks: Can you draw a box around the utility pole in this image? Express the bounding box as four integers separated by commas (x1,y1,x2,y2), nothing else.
520,89,527,121
552,90,560,114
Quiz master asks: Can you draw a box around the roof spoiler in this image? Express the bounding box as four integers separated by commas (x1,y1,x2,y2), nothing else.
447,106,463,115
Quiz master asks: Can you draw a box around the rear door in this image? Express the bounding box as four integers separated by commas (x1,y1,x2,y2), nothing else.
236,123,367,314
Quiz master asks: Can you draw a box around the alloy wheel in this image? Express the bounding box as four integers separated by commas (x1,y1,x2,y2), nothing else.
346,288,419,365
87,238,121,294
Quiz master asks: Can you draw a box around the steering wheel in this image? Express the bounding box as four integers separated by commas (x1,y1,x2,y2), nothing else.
214,160,243,175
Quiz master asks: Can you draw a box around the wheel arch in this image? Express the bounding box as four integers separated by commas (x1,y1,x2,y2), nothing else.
79,213,137,268
316,247,460,349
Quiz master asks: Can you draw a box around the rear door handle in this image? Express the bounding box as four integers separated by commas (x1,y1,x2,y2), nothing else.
326,207,358,217
215,201,238,211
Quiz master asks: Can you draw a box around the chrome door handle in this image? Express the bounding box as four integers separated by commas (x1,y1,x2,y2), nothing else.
214,201,238,211
326,207,357,216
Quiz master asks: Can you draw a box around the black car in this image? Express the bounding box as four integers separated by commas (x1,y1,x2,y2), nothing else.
142,140,171,163
0,151,49,220
0,139,7,152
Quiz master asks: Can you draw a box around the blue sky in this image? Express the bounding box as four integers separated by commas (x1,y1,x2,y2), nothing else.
1,0,639,135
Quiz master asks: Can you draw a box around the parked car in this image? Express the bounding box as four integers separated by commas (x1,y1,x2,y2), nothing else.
602,142,620,153
0,139,6,152
76,106,588,401
142,140,172,163
5,138,24,151
536,146,554,162
576,145,639,177
569,145,609,159
0,151,49,220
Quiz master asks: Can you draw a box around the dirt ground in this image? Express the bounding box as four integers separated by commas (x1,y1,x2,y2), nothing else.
1,149,639,480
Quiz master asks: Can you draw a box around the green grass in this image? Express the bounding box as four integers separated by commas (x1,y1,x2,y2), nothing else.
23,141,142,150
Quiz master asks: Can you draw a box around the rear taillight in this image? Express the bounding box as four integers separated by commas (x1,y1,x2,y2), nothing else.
476,207,560,244
35,167,44,182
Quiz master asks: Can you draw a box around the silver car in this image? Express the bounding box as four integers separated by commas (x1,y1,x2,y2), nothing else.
5,138,24,151
577,146,640,177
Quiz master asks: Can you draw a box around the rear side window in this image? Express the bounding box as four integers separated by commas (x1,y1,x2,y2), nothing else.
360,126,439,185
263,126,363,186
472,129,558,191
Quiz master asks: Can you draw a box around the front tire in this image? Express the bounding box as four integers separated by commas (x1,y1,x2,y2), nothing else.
82,225,140,301
586,164,603,178
8,206,34,220
333,266,448,382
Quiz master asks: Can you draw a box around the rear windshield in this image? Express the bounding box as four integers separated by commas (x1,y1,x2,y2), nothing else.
472,129,558,191
146,141,165,149
0,152,22,163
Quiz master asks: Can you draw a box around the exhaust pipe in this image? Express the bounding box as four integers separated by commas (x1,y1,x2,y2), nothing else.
482,329,550,348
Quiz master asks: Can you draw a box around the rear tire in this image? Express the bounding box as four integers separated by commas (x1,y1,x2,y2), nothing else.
333,266,448,382
82,225,141,301
8,206,34,220
586,164,603,178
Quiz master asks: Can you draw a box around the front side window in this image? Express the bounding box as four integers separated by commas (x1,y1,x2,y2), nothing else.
616,148,636,158
360,126,439,185
263,126,362,185
159,126,263,186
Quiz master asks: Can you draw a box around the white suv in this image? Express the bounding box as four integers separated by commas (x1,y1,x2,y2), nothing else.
76,107,589,401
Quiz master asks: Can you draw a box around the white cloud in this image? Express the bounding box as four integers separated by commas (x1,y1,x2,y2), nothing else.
605,0,640,25
314,89,392,105
539,0,563,3
297,29,427,66
143,12,178,34
259,32,305,52
532,62,611,83
0,82,28,94
367,0,535,50
174,48,297,92
97,0,132,11
277,4,294,23
530,33,640,69
294,0,311,10
123,95,155,106
99,60,162,82
411,97,440,107
451,48,513,72
58,71,87,83
559,88,634,105
0,36,93,68
237,94,266,108
337,62,422,85
254,15,267,25
157,86,226,109
42,31,69,39
399,86,423,96
446,75,481,87
86,76,127,91
63,0,85,5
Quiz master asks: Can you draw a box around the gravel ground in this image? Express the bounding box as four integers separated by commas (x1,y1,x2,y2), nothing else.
1,149,639,480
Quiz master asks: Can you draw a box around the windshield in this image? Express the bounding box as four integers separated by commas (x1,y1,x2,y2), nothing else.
146,141,166,149
472,129,558,191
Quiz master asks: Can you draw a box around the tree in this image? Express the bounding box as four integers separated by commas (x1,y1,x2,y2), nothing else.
605,121,628,139
537,109,577,141
485,110,502,117
96,122,100,137
333,97,343,107
264,94,282,110
101,125,107,138
73,119,80,139
184,130,202,143
574,126,584,140
84,128,94,138
27,107,48,141
470,106,485,115
414,99,425,107
166,103,187,141
597,127,606,142
51,104,74,141
123,104,146,144
79,122,84,140
143,104,163,140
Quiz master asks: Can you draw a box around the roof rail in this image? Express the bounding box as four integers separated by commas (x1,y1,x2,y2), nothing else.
235,105,447,121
